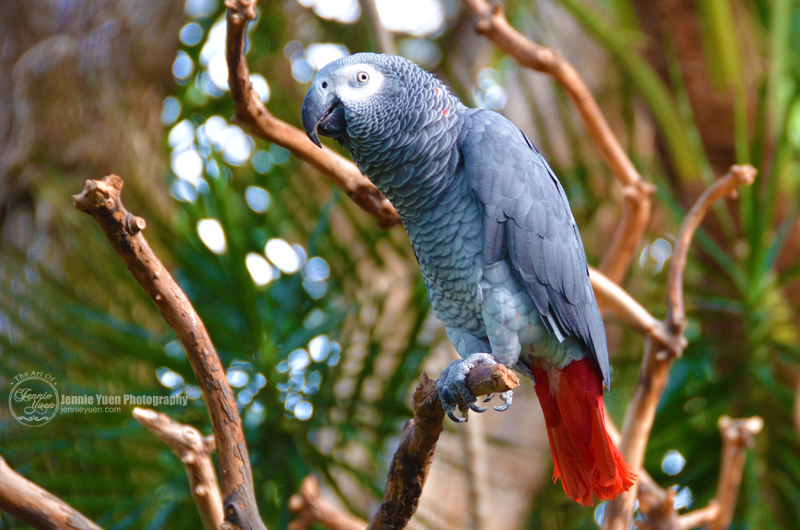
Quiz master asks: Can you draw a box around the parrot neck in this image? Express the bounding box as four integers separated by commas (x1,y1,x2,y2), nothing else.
345,93,467,220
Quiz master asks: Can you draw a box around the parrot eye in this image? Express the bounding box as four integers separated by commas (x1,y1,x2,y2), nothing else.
356,71,370,83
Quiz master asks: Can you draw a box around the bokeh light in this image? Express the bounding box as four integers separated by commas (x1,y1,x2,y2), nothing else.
245,253,273,286
266,239,302,273
297,0,360,24
197,219,227,254
180,22,204,46
161,96,181,126
375,0,443,36
661,449,687,475
245,186,272,212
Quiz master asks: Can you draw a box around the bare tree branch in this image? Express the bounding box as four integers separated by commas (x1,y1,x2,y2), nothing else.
287,367,518,530
72,175,266,530
132,408,224,530
224,0,401,228
603,165,757,530
0,456,104,530
708,416,764,530
459,0,655,284
666,166,758,334
367,367,517,530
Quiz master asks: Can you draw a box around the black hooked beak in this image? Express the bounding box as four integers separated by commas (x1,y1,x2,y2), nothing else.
301,82,346,148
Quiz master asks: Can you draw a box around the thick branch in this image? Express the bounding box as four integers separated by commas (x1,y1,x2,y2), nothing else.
287,366,517,530
603,166,756,530
132,408,223,530
0,456,104,530
367,366,517,530
460,0,655,284
224,0,400,228
73,175,265,530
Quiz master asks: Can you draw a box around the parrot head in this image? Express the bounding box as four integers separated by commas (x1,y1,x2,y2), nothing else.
301,53,454,149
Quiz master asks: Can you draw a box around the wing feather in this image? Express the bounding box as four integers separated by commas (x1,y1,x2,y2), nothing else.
460,109,610,385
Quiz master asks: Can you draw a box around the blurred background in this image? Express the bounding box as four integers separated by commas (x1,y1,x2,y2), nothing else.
1,0,800,528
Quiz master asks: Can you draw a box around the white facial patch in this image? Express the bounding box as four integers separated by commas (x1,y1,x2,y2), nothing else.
328,63,385,104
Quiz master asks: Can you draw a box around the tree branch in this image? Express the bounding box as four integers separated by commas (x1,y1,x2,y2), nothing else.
666,166,758,334
367,366,517,530
132,408,224,530
0,456,104,530
288,366,518,530
459,0,655,284
708,416,764,530
224,0,400,228
72,175,266,530
602,165,757,530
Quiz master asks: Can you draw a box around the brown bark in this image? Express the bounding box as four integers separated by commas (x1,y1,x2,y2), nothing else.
132,408,224,530
73,175,266,530
0,456,104,530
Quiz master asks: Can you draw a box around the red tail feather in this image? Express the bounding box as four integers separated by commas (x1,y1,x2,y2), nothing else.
531,358,636,506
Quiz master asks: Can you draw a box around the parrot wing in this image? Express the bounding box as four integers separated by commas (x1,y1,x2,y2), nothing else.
460,109,610,386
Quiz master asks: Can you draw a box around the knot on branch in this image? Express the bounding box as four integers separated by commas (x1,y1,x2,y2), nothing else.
726,165,757,199
474,3,504,35
718,415,763,447
622,180,657,202
72,174,124,216
224,0,257,25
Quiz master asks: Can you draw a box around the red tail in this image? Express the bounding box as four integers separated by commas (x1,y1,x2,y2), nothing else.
530,358,636,506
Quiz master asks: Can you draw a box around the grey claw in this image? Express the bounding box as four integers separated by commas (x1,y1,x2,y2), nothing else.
447,410,466,423
469,403,487,413
483,393,495,403
493,390,513,412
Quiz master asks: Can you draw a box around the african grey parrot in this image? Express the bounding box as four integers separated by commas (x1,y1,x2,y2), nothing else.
301,53,635,505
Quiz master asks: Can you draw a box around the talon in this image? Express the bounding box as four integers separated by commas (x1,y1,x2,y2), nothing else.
469,403,487,413
483,393,495,402
493,390,513,412
447,410,466,423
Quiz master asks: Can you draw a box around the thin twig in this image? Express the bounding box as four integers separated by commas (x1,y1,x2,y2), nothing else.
72,175,266,530
459,0,655,284
132,408,223,530
602,165,757,530
708,416,764,530
666,166,758,334
0,456,104,530
224,0,400,228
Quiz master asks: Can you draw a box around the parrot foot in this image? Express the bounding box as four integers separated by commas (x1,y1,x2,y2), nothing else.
437,353,503,423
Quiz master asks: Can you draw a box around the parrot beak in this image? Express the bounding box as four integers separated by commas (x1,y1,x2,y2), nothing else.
301,82,345,149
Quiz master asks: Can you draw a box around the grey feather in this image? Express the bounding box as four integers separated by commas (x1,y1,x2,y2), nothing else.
460,110,610,385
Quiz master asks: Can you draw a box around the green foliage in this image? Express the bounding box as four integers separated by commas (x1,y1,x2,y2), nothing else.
3,0,800,529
